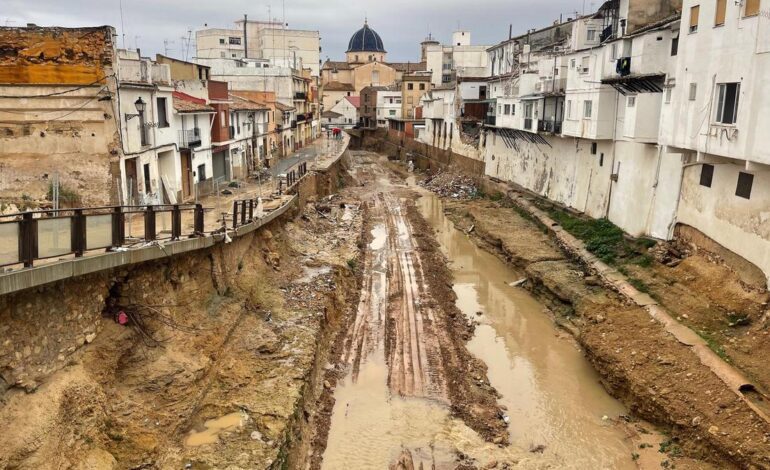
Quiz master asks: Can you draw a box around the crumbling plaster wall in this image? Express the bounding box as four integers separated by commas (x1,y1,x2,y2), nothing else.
0,26,121,208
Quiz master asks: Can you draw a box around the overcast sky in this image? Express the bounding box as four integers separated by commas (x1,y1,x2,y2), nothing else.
5,0,595,61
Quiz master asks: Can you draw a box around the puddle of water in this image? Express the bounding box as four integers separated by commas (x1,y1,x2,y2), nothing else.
416,189,639,470
184,411,247,447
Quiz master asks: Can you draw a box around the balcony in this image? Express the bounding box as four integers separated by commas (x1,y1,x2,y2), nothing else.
294,92,307,100
178,128,202,148
484,115,496,126
538,119,562,134
297,113,307,123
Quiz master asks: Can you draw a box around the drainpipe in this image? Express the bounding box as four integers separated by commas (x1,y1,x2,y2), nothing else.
603,88,621,219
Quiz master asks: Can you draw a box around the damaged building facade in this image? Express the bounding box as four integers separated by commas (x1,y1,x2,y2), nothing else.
0,25,121,208
394,0,770,283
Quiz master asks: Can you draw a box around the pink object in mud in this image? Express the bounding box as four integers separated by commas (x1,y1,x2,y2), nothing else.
117,311,129,325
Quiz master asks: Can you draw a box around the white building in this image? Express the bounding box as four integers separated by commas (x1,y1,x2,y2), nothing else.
171,89,215,202
326,96,359,127
197,19,321,76
116,50,179,205
228,94,270,179
376,88,402,127
424,31,489,87
659,0,770,281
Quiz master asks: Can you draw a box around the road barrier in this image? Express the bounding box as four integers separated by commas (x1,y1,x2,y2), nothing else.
0,204,205,269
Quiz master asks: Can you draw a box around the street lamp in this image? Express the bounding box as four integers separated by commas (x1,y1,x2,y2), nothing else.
126,97,146,121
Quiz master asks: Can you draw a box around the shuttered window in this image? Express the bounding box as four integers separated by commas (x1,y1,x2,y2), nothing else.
715,0,727,26
690,5,700,32
745,0,760,17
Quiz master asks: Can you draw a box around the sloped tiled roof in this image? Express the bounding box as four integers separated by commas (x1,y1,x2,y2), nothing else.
229,93,269,111
172,91,214,113
345,96,361,108
274,101,296,112
323,81,356,92
322,60,352,71
388,61,427,72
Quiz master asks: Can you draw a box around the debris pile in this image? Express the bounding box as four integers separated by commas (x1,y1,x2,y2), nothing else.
420,172,479,199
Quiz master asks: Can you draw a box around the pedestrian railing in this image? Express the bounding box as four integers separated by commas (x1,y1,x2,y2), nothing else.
276,162,309,195
0,204,205,269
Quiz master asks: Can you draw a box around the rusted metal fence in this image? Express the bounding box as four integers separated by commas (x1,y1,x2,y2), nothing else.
0,204,205,269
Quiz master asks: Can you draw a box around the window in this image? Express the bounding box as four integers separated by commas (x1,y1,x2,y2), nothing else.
156,97,169,127
627,96,636,108
504,104,511,114
671,35,679,55
511,104,516,115
580,56,590,73
591,142,598,155
219,38,225,44
570,58,576,69
715,0,727,26
567,100,572,118
583,100,593,118
498,104,502,114
229,37,241,45
419,83,426,90
689,83,697,101
715,82,740,124
389,110,396,116
197,164,206,182
745,0,760,17
143,163,151,192
690,5,700,33
736,172,753,199
699,164,714,187
599,153,604,166
407,83,414,90
587,29,597,41
665,87,672,104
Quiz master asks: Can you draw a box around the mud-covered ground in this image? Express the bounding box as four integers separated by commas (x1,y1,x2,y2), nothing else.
439,195,770,469
0,194,364,469
307,153,511,469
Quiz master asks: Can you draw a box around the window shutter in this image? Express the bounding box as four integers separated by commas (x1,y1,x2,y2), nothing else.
745,0,760,17
690,5,700,31
715,0,727,25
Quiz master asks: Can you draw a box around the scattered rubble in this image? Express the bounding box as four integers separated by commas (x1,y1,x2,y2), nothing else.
420,172,478,199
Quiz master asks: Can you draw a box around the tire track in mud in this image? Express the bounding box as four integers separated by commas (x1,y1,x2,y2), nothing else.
340,172,447,402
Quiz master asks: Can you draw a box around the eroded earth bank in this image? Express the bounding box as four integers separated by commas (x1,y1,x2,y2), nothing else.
2,150,768,469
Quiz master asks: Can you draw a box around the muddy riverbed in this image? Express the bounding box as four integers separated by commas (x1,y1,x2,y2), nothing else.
319,153,655,469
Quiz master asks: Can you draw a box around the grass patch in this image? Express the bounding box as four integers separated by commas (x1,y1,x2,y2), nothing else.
47,181,82,207
658,439,682,457
347,258,358,271
698,329,730,362
628,277,651,294
546,209,628,264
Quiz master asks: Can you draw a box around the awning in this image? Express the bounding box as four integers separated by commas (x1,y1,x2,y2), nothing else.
601,73,665,95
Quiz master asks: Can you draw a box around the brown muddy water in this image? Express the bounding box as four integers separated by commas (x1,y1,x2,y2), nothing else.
322,159,642,469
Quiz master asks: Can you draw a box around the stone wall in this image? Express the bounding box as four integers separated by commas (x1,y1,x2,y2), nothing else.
0,26,120,208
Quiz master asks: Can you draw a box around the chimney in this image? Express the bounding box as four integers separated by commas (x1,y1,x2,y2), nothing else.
243,14,248,59
509,24,512,39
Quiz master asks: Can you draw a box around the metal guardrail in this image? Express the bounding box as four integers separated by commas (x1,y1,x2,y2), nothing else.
276,162,309,197
0,204,205,269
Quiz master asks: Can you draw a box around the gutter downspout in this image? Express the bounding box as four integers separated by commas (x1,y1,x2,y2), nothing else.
604,86,621,218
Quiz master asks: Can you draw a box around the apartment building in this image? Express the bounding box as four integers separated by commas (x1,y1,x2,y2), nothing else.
660,0,770,279
376,86,402,127
401,72,432,119
423,31,489,87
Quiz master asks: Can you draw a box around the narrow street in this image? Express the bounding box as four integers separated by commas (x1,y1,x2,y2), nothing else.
320,151,652,469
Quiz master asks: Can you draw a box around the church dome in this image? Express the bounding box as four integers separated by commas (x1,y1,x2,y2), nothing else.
347,21,386,53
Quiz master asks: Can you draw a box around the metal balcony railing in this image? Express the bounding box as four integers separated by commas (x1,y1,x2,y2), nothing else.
178,128,202,148
537,119,563,134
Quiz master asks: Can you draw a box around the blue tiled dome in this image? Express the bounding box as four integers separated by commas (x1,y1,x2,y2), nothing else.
347,21,386,53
